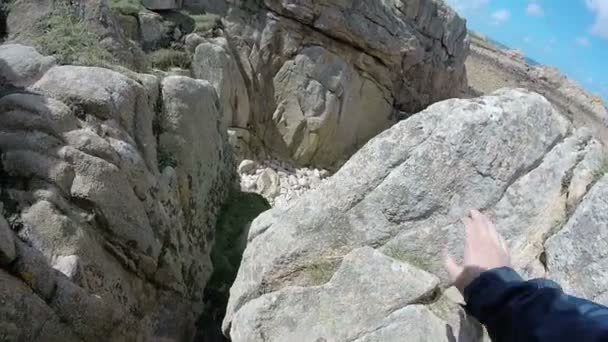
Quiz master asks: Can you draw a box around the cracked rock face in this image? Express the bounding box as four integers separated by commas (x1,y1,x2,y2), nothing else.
217,0,469,167
224,88,607,341
0,46,234,341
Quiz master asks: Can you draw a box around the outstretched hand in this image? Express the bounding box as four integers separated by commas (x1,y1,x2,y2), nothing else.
445,210,511,295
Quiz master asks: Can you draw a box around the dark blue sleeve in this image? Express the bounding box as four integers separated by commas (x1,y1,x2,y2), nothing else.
464,267,608,342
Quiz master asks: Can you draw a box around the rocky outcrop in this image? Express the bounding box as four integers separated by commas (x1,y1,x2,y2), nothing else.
224,88,607,340
466,40,608,142
0,44,56,87
193,0,469,168
193,37,250,129
0,45,234,341
5,0,146,70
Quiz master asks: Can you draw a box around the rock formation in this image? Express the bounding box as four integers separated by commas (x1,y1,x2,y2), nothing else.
217,0,469,167
3,0,608,341
466,37,608,142
0,45,234,341
224,88,607,341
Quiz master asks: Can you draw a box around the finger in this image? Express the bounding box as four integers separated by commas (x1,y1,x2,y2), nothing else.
470,209,486,229
484,216,503,245
499,234,509,252
461,216,476,258
444,252,464,282
462,216,475,237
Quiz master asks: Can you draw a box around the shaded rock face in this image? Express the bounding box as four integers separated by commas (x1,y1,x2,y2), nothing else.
197,0,469,168
0,46,234,341
224,88,607,341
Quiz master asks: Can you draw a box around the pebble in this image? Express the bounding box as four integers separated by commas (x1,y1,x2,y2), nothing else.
239,159,331,207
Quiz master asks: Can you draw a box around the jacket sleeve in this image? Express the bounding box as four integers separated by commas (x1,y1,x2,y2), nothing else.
464,267,608,342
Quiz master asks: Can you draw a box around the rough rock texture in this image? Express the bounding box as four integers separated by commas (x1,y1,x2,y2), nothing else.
193,37,250,129
212,0,469,167
466,39,608,142
546,175,608,304
0,44,56,87
230,247,446,341
0,48,234,340
224,89,607,340
139,10,172,51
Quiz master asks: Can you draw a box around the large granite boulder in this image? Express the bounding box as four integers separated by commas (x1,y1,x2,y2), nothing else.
224,88,607,341
0,44,56,87
193,37,250,129
191,0,469,167
0,49,234,340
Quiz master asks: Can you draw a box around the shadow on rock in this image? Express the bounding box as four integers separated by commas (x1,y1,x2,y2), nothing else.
195,190,270,342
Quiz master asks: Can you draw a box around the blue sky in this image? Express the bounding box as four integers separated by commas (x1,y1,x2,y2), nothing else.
446,0,608,100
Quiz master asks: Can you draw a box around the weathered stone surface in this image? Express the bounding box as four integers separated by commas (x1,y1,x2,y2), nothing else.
255,168,280,199
0,44,56,87
138,10,171,51
32,65,158,169
222,0,469,167
224,89,606,340
229,247,441,341
157,75,235,293
193,37,250,129
546,175,608,304
0,269,80,342
0,62,234,340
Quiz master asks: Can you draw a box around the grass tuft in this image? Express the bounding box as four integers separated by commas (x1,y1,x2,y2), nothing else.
383,245,432,270
302,259,337,285
148,48,191,70
34,3,115,67
189,13,221,34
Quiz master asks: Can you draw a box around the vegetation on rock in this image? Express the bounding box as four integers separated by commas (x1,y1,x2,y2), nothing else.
34,3,115,67
149,48,191,70
190,13,221,34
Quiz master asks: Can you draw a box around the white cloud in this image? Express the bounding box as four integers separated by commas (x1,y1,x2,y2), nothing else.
586,0,608,39
576,36,592,47
526,3,544,17
491,9,511,24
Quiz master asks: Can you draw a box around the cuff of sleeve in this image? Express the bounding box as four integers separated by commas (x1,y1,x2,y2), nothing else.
464,267,524,320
